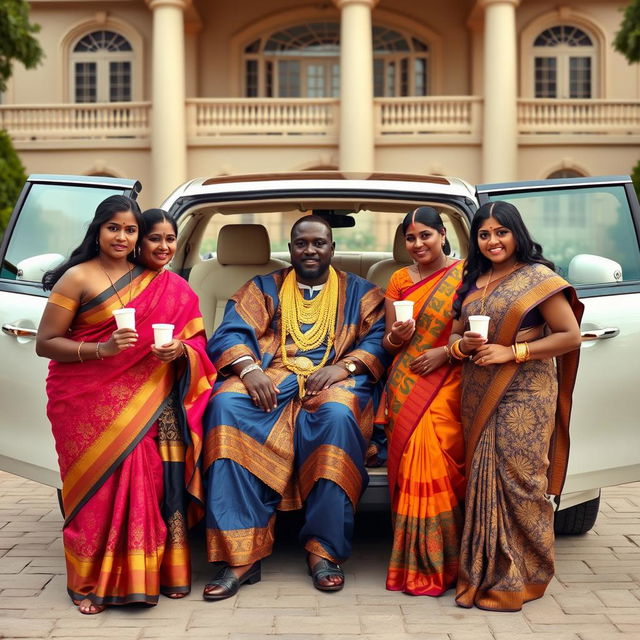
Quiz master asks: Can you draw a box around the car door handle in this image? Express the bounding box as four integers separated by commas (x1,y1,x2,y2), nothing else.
2,324,37,338
580,327,619,341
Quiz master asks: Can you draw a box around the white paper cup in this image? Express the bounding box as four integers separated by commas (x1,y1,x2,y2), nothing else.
112,308,136,330
393,300,414,322
468,315,490,339
152,323,174,348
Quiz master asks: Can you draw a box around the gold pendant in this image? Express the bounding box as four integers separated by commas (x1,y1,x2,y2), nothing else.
294,356,314,371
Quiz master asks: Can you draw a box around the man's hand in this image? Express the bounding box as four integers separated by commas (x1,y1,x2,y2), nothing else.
305,365,349,396
242,369,280,412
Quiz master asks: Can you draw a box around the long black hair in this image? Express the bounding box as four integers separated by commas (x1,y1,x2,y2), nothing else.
42,195,142,291
453,200,554,319
402,206,451,255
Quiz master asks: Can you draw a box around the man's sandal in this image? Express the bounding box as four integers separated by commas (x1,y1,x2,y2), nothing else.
307,557,345,592
202,561,261,601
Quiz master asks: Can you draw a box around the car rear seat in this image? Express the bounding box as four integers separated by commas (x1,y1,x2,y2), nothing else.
189,224,289,336
366,224,412,290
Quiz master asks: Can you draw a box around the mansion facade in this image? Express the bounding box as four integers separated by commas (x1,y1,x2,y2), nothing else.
1,0,639,207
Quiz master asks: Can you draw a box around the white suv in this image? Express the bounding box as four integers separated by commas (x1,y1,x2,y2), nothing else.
1,172,639,534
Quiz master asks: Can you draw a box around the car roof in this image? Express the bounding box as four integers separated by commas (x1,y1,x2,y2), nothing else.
160,171,477,209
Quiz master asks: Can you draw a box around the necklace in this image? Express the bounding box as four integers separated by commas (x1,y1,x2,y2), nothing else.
280,266,339,397
100,261,133,309
479,263,518,315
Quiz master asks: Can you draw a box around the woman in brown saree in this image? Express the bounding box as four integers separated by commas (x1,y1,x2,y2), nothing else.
449,201,583,611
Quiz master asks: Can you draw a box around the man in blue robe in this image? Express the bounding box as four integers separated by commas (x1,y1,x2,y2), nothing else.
202,216,388,600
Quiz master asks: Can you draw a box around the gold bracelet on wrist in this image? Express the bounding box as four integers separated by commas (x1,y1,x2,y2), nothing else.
77,341,84,363
96,342,103,360
386,332,403,348
450,338,468,361
513,341,531,363
443,345,452,364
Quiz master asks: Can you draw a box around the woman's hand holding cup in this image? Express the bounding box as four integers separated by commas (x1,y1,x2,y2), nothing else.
460,330,487,355
152,339,184,362
391,318,415,344
102,328,138,356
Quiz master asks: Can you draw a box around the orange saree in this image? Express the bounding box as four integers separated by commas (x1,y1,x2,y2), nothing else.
45,267,216,606
455,263,583,611
380,261,466,596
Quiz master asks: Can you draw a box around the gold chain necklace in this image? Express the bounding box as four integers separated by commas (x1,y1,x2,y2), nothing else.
100,262,133,309
280,266,339,397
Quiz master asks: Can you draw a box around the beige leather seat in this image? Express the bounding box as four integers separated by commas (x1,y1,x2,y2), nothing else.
366,224,413,290
189,224,289,336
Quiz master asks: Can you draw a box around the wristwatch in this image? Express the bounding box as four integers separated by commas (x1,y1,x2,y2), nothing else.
341,360,357,375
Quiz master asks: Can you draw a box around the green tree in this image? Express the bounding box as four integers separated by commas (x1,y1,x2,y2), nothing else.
0,130,26,239
0,0,43,236
614,0,640,197
0,0,44,92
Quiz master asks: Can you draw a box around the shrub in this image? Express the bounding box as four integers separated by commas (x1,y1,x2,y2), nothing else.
0,129,26,239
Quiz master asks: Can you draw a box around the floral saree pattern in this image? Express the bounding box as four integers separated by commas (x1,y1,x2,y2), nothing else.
46,267,216,605
454,263,583,611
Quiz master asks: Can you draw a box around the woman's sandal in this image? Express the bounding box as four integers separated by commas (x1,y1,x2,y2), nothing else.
202,561,261,602
307,557,345,592
77,598,105,615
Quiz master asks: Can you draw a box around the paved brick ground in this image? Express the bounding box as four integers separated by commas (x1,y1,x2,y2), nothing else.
0,470,639,639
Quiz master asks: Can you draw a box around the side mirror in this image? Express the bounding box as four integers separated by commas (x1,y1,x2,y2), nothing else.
567,254,622,285
16,253,65,282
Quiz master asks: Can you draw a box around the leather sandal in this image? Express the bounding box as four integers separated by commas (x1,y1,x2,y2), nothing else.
202,561,261,601
307,557,344,592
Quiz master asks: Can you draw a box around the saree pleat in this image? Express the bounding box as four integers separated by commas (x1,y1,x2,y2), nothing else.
47,267,216,606
455,263,583,611
381,263,466,596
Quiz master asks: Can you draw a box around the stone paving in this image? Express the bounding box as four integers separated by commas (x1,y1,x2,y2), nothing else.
0,470,639,639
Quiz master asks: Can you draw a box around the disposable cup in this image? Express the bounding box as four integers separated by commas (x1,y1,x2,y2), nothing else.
152,323,174,348
393,300,414,323
112,308,136,330
468,315,490,339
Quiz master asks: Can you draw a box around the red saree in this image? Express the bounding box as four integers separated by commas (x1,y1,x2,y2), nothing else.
46,267,216,606
379,261,466,596
455,263,583,611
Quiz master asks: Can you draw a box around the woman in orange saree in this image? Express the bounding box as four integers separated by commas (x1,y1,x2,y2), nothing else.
36,196,216,614
449,201,583,611
379,207,466,596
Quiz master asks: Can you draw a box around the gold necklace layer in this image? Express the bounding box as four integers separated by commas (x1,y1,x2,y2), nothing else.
280,266,339,397
100,261,133,309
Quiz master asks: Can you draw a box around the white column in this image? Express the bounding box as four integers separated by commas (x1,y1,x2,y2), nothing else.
481,0,520,183
334,0,378,173
148,0,188,205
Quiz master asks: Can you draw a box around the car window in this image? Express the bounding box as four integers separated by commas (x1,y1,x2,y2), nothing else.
1,183,124,283
200,209,463,257
488,185,640,284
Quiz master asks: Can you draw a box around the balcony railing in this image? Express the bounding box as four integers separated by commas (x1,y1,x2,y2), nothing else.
0,102,151,141
518,99,640,134
375,97,482,137
2,98,640,144
186,98,339,139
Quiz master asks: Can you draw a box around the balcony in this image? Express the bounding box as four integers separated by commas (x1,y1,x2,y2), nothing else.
2,98,640,148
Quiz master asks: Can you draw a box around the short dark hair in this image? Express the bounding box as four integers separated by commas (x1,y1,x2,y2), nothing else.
43,195,142,290
290,215,333,241
141,208,177,236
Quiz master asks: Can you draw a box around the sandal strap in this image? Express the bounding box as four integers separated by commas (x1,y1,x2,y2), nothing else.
311,558,344,581
205,566,239,592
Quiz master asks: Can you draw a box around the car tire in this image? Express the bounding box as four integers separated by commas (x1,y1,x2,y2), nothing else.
553,493,600,535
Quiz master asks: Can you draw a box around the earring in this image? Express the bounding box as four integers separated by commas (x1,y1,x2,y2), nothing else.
134,246,139,258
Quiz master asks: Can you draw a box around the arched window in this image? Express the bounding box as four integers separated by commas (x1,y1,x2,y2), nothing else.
533,25,596,98
71,30,133,103
547,168,586,179
243,23,429,98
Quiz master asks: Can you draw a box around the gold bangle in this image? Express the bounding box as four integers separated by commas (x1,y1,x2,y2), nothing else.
96,342,103,360
443,345,452,364
386,332,403,348
513,341,531,363
450,339,467,361
77,341,84,363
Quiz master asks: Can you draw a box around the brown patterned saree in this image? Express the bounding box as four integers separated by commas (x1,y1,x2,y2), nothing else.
455,263,583,611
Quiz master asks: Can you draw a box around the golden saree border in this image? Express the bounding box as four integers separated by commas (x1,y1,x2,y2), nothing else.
305,538,339,564
62,364,173,524
204,424,292,496
206,515,275,565
297,444,363,508
455,579,547,611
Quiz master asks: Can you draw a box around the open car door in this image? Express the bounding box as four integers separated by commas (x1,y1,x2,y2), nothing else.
0,175,142,487
476,175,640,507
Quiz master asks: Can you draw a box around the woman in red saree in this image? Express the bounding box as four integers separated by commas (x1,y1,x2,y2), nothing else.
449,201,583,611
36,197,215,614
378,207,466,596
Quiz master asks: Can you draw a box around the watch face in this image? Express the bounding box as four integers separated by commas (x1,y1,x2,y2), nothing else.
346,361,356,373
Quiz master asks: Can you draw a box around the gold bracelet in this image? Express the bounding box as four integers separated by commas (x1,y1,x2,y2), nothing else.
386,332,403,348
77,341,84,363
95,342,103,360
513,341,531,363
443,345,453,364
450,338,468,361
